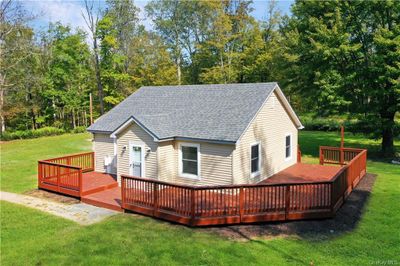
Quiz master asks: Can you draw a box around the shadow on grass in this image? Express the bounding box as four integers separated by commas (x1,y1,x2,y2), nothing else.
202,173,377,242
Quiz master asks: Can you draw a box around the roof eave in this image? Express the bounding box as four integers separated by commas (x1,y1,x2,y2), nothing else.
158,136,236,145
109,116,159,141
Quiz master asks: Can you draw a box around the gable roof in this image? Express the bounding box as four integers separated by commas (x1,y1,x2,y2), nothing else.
87,82,303,144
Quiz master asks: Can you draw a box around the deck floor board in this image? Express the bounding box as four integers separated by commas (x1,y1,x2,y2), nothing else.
261,163,341,184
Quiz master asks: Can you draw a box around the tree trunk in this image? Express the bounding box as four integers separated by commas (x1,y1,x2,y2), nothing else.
0,73,6,133
381,111,395,156
176,56,181,85
72,108,76,129
0,86,5,133
93,38,105,114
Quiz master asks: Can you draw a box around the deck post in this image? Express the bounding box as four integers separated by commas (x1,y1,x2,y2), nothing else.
285,185,290,220
56,165,60,193
121,176,126,209
91,152,95,171
330,182,335,215
78,169,83,197
153,182,158,216
319,147,323,165
297,145,301,163
190,189,195,226
239,187,244,222
340,126,345,165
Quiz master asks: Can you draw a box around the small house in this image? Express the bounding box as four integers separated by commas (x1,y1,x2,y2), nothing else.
87,83,304,186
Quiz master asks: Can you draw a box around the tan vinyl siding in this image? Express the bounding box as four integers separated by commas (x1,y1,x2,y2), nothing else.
157,141,177,182
167,141,234,186
93,133,116,174
116,123,158,184
232,91,298,184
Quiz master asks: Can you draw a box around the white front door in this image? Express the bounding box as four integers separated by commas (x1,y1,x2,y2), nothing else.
130,144,144,177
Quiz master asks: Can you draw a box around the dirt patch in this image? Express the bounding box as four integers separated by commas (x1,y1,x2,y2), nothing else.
24,189,80,204
201,173,377,241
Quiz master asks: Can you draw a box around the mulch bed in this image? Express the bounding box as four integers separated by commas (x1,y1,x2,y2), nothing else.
200,173,377,241
24,189,80,204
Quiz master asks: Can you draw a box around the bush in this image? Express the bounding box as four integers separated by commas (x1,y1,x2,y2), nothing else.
72,126,86,133
1,127,66,141
300,115,400,136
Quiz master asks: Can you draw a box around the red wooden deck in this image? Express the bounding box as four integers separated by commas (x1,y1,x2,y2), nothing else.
81,186,122,211
81,172,118,196
38,146,367,226
261,163,341,184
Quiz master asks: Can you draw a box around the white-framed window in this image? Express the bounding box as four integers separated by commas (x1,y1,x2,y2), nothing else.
178,143,200,179
250,142,261,177
285,133,292,160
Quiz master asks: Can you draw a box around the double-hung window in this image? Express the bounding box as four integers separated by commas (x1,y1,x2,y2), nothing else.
251,143,261,177
179,143,200,179
285,134,292,160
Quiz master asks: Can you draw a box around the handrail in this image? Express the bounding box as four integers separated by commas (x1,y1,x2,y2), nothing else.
121,146,367,226
42,151,94,162
121,174,336,189
38,160,82,170
38,152,94,197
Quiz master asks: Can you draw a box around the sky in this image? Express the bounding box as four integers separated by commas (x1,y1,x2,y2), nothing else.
22,0,294,34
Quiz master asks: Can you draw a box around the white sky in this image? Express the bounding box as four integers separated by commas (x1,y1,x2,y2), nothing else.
22,0,293,34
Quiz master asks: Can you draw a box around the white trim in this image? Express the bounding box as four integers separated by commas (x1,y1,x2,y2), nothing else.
113,137,117,167
274,85,304,129
285,133,293,161
250,141,261,178
110,116,159,141
129,141,145,177
178,142,201,180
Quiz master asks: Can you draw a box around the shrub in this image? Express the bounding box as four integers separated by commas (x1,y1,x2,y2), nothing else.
72,126,86,133
300,115,400,136
1,127,66,141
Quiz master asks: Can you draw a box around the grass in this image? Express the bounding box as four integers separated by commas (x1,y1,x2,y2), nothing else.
1,131,400,265
0,133,92,193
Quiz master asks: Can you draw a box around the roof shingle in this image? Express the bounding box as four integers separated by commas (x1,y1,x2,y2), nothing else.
87,82,278,143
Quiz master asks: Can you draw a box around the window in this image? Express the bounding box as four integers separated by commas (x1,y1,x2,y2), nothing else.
179,143,200,179
285,134,292,159
251,143,261,177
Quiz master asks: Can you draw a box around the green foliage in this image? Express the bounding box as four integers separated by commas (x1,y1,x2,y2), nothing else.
282,0,400,154
2,0,399,155
1,127,66,141
301,116,400,136
71,126,87,134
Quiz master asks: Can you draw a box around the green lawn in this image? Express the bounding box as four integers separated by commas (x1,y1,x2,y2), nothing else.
1,133,92,193
1,131,399,265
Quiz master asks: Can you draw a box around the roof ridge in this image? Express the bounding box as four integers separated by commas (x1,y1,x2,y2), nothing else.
140,82,278,89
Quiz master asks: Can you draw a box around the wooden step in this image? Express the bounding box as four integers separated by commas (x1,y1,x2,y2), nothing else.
81,187,122,212
81,182,118,196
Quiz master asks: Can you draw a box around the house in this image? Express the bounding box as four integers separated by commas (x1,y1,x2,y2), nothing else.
38,82,367,225
87,82,304,186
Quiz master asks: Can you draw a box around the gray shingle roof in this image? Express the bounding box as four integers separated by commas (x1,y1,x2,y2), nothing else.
87,83,278,143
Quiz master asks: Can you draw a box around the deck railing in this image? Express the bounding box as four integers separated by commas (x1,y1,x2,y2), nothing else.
122,147,367,226
38,152,94,197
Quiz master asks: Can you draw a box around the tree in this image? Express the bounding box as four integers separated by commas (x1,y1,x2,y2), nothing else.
0,0,39,131
0,0,33,133
128,26,178,87
96,0,140,108
146,0,191,84
282,0,400,155
83,0,105,114
43,23,92,129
